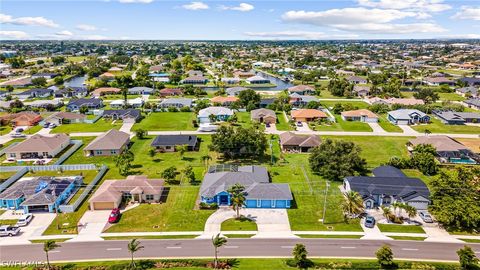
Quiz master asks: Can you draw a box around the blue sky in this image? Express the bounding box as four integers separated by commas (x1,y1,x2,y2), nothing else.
1,0,480,40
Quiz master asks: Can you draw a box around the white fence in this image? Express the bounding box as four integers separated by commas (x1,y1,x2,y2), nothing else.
0,163,98,172
55,140,83,165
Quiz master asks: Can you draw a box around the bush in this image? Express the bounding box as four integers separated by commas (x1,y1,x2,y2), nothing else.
376,245,396,269
180,106,191,112
199,202,218,210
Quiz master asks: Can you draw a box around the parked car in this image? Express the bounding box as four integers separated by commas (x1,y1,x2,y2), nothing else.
296,121,303,127
34,160,45,165
43,123,50,128
16,214,33,227
265,123,270,128
108,208,121,223
49,123,57,128
364,216,376,228
11,133,26,138
0,225,20,237
419,211,433,223
15,128,24,133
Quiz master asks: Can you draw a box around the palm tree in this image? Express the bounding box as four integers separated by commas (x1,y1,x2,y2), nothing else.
212,233,227,269
381,206,392,222
127,238,144,269
341,191,364,218
176,144,188,159
227,183,246,219
404,205,417,222
44,240,60,270
391,202,402,217
201,154,212,170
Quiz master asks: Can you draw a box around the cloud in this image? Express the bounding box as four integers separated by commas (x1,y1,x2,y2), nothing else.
220,3,254,12
452,6,480,21
442,33,480,39
0,30,29,39
56,30,73,36
0,13,59,28
118,0,154,3
76,24,97,31
357,0,451,12
182,1,209,10
244,30,359,40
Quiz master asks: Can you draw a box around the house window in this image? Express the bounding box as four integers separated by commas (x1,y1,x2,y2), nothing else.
96,150,102,155
166,146,171,149
145,195,154,201
9,153,15,158
110,150,117,154
43,152,49,156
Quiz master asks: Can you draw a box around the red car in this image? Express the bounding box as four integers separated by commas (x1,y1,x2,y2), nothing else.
108,208,121,223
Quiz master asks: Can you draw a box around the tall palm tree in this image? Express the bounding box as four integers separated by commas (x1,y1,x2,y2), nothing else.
44,240,60,270
201,155,212,170
212,233,227,269
227,183,246,219
391,202,402,217
381,206,392,222
127,238,144,269
176,144,188,159
342,191,364,218
404,205,417,221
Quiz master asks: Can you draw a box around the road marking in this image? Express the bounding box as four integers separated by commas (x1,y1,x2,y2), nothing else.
340,247,356,249
106,248,122,251
166,246,182,249
281,246,295,249
402,248,419,251
49,251,61,253
224,246,239,249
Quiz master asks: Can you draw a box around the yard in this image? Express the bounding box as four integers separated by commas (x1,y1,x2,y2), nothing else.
308,115,372,132
377,114,403,133
377,224,426,234
221,218,258,231
51,119,122,133
275,112,293,131
412,117,480,134
320,100,370,110
0,125,12,135
133,112,196,131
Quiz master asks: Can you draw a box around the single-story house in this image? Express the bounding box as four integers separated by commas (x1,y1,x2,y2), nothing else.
91,87,121,98
149,73,170,83
151,135,198,152
341,109,379,123
187,70,203,77
343,166,430,210
387,109,430,125
103,109,141,122
200,165,293,208
89,175,164,210
24,99,63,109
128,87,154,95
464,98,480,110
287,85,315,95
432,110,480,124
458,77,480,87
289,93,319,107
67,98,103,111
16,88,53,99
159,88,183,97
44,112,86,125
221,77,241,85
353,85,371,97
279,132,321,153
408,135,478,164
250,108,276,124
54,87,88,98
456,86,479,97
110,97,144,109
83,129,130,157
159,98,193,109
31,73,58,80
198,106,234,123
226,86,248,96
291,109,327,122
233,70,255,79
246,75,270,84
347,76,367,84
423,77,455,86
210,96,239,106
367,97,424,106
6,134,70,160
0,77,32,88
99,72,115,81
2,111,43,127
181,75,207,85
0,176,82,213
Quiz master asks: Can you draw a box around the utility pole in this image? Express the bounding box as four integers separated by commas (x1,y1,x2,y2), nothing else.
322,181,330,224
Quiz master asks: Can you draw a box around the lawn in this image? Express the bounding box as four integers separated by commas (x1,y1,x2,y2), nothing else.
236,112,255,128
297,234,363,239
101,94,141,100
335,115,372,132
275,112,293,131
378,114,403,133
51,119,122,133
377,224,426,234
389,236,427,241
0,125,12,135
221,218,258,231
412,117,480,134
133,112,196,131
67,56,88,63
320,100,370,110
24,125,42,135
438,92,465,101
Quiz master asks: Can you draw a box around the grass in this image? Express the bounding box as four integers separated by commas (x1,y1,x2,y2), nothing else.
133,112,196,131
30,238,71,243
438,92,465,101
236,112,255,128
275,112,293,131
378,114,403,133
0,219,18,225
223,234,255,238
101,94,140,100
296,234,363,239
102,235,198,240
0,171,16,183
320,100,370,110
24,125,42,135
377,224,426,233
221,218,258,231
0,125,12,135
67,56,88,63
51,119,122,133
389,236,427,241
308,115,372,132
412,117,480,134
459,238,480,243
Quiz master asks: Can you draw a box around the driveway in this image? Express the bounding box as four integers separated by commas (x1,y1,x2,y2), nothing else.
0,212,56,246
398,125,420,135
367,122,386,133
68,210,110,242
264,123,277,133
36,127,51,135
120,122,135,135
295,122,311,132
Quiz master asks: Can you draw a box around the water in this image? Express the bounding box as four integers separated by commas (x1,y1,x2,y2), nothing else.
202,71,294,92
64,75,87,88
449,158,477,164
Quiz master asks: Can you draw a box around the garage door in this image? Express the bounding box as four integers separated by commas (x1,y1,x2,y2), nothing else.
260,200,272,208
93,202,115,210
407,201,428,210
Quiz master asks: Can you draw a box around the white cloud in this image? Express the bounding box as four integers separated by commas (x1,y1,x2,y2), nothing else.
56,30,73,36
220,3,254,12
0,30,29,39
244,30,359,40
334,23,446,34
76,24,97,31
0,13,59,28
442,33,480,39
118,0,154,3
182,1,209,10
357,0,451,12
452,6,480,21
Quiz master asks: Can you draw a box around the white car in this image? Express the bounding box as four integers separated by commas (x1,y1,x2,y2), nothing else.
0,225,20,237
16,214,33,227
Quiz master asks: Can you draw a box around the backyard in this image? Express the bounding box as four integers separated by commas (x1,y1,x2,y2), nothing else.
133,112,197,131
51,119,122,133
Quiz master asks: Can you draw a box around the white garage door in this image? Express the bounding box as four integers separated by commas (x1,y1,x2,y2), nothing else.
407,201,428,210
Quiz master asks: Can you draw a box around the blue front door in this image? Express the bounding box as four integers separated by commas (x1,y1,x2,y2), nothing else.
219,195,229,205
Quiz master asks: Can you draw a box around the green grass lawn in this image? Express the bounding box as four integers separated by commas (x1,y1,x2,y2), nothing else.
51,119,122,133
377,224,426,233
67,56,88,63
412,117,480,134
378,114,403,133
389,236,427,241
236,112,255,128
133,112,196,131
101,94,141,100
0,125,12,135
221,218,258,231
24,125,42,134
335,115,372,132
438,92,465,101
102,235,198,240
320,100,370,110
275,112,293,131
296,234,363,239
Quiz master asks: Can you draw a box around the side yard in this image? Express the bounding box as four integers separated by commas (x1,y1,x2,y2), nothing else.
132,112,196,131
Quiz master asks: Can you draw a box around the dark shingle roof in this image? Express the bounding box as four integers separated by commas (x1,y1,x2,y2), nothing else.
151,135,198,148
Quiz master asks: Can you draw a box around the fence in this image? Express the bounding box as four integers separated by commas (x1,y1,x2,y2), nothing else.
84,114,102,124
0,163,98,172
0,167,28,193
54,140,83,165
58,165,108,213
0,142,20,157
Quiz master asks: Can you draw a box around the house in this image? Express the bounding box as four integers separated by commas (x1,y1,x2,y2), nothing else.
31,73,58,80
181,75,207,85
233,70,255,79
221,77,241,85
456,86,478,97
432,110,480,124
54,87,88,98
7,111,42,127
408,136,478,164
16,88,53,99
159,88,183,97
458,77,480,87
210,96,239,106
103,109,141,122
5,134,70,160
0,90,9,100
187,70,203,77
0,77,32,88
279,132,321,153
24,99,63,109
464,98,480,110
44,112,86,125
198,106,234,123
341,109,379,123
91,87,121,98
159,98,193,109
289,94,319,107
128,87,154,95
291,109,327,122
226,86,248,96
353,85,371,97
424,77,455,86
347,76,367,84
151,135,198,152
0,176,82,213
336,70,355,76
287,85,315,95
367,97,425,106
149,73,170,83
387,109,430,125
246,75,270,84
99,72,115,81
110,97,144,109
260,98,276,108
89,175,164,210
250,108,276,124
343,166,430,210
200,165,292,209
83,129,130,157
67,98,103,111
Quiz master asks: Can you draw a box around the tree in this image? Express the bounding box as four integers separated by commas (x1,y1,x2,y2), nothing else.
44,240,60,270
183,165,196,184
176,144,188,159
227,183,246,219
209,114,217,123
135,128,147,139
414,88,440,104
404,204,417,221
162,166,178,183
381,206,392,222
342,191,364,218
32,77,47,87
201,154,212,170
127,238,144,269
210,126,267,159
292,243,312,269
212,233,227,269
457,246,479,270
376,245,395,269
148,148,156,158
410,144,438,175
114,150,134,176
238,89,260,110
309,139,367,181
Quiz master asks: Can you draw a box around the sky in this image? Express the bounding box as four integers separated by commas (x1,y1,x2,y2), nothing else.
1,0,480,40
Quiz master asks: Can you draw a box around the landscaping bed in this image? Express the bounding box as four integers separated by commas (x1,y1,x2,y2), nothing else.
221,217,258,231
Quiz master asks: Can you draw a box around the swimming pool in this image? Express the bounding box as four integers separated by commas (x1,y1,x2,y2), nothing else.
449,158,477,164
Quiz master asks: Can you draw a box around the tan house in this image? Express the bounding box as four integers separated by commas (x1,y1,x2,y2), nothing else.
89,175,164,210
251,108,276,124
83,129,130,156
279,132,321,153
1,111,42,127
291,109,327,122
6,134,70,160
341,109,379,123
91,87,121,98
211,96,239,106
44,112,86,125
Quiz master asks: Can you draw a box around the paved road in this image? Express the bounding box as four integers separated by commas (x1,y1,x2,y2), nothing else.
1,239,479,263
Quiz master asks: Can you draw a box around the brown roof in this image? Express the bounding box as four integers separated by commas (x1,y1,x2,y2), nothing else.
159,88,183,95
409,136,469,152
288,85,315,92
8,134,70,153
291,109,327,119
84,129,130,151
211,96,239,103
48,111,86,120
89,175,164,203
100,72,115,78
251,108,276,119
341,109,378,118
279,132,321,147
92,87,121,97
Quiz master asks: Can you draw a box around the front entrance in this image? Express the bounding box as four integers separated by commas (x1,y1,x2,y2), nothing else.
219,195,229,205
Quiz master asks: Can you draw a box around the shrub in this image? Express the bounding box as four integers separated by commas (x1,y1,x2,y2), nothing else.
376,245,396,269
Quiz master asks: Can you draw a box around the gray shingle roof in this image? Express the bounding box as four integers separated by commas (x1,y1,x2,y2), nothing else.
151,135,198,148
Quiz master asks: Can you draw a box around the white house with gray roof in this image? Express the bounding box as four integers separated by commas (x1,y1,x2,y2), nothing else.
387,109,430,125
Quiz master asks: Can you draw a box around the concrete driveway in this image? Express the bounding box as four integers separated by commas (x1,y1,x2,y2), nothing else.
68,210,111,242
0,212,56,246
295,122,311,132
120,122,135,135
367,122,386,133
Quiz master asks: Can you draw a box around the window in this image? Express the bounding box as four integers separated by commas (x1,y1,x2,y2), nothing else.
110,150,117,154
166,146,171,149
96,150,102,155
145,195,154,200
